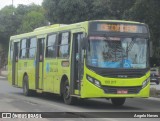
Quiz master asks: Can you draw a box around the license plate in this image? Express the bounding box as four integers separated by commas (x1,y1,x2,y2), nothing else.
117,90,128,94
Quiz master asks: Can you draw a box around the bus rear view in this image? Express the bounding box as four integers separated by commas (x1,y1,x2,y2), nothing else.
80,21,150,106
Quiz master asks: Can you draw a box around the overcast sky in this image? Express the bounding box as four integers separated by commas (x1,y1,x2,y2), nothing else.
0,0,43,9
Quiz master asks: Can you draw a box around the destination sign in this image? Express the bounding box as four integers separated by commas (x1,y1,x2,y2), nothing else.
96,23,148,33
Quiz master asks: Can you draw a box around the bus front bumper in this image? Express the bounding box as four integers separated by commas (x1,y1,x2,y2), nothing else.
80,81,150,98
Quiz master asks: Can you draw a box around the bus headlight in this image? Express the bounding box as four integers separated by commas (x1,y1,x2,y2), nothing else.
87,75,101,88
142,78,150,88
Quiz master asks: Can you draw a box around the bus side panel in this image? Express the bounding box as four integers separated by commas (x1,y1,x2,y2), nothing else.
27,60,36,90
18,59,36,89
18,59,34,88
53,59,63,94
43,59,56,92
53,59,70,94
17,60,25,87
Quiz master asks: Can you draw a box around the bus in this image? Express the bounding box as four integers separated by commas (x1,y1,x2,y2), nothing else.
8,20,150,106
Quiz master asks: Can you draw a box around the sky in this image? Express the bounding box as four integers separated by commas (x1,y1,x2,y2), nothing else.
0,0,43,9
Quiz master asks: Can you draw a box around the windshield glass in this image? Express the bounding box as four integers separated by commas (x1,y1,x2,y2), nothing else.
87,36,148,69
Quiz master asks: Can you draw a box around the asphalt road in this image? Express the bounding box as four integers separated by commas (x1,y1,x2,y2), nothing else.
0,76,160,121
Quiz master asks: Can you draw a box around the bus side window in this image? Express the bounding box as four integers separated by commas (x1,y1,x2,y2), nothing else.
46,34,57,58
29,37,37,59
19,39,27,59
58,32,70,58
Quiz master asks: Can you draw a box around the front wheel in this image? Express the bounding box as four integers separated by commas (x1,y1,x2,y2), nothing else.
63,81,76,105
156,81,159,85
111,98,126,106
156,79,159,85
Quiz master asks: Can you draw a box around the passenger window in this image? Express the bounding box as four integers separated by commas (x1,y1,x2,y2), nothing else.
20,39,27,59
46,34,57,58
30,38,37,48
29,37,37,58
58,32,70,58
21,39,27,48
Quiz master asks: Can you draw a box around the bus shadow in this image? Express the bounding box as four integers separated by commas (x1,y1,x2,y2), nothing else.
13,91,142,111
75,98,142,110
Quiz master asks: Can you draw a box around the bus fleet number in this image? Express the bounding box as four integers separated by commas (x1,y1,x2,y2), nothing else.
105,80,116,84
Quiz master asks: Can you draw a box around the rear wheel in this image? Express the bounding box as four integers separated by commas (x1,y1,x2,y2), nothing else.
23,75,33,96
111,98,126,106
63,80,76,105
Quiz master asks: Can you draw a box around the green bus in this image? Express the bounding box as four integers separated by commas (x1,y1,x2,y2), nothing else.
8,20,150,106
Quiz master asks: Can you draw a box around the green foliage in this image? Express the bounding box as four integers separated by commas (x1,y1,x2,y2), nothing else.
42,0,111,24
0,4,47,49
0,6,17,47
107,0,135,19
16,4,47,33
17,11,46,33
42,0,135,23
42,0,160,58
124,0,160,57
42,0,59,23
17,5,47,33
0,0,160,58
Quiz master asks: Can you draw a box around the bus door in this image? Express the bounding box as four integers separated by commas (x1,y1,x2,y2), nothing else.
71,31,85,95
35,38,45,90
12,42,19,86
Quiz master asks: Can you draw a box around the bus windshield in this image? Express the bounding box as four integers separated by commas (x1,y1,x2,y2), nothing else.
87,36,148,69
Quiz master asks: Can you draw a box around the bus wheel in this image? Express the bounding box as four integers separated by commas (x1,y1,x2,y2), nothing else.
63,81,76,105
111,98,126,106
23,75,31,96
156,81,159,85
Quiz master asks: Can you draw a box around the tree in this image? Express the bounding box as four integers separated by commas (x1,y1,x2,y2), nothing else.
0,6,17,49
17,5,47,33
42,0,59,23
42,0,111,24
0,4,47,49
124,0,160,57
107,0,135,19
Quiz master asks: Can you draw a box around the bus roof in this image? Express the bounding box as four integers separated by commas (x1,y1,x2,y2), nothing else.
90,20,142,24
10,20,145,40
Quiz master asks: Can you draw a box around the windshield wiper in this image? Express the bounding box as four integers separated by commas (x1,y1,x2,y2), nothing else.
127,38,136,52
124,38,136,59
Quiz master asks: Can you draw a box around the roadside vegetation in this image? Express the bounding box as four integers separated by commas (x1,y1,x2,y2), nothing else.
0,0,160,60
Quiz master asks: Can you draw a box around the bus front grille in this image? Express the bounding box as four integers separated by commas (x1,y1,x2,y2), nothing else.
102,86,142,94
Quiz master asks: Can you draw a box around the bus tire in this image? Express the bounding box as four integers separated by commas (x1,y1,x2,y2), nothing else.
23,75,32,96
111,98,126,106
156,81,159,85
63,80,76,105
